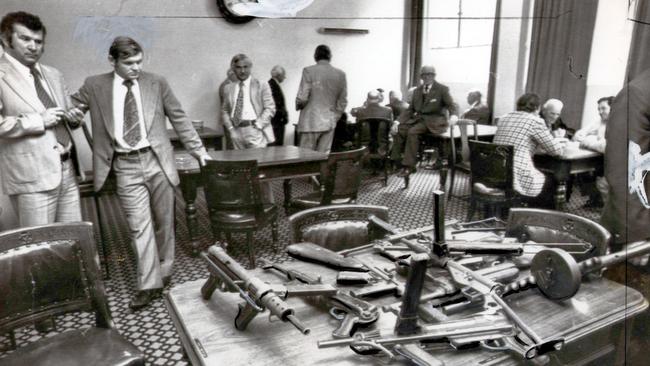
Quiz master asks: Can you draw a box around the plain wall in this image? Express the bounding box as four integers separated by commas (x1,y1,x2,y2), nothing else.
0,0,408,230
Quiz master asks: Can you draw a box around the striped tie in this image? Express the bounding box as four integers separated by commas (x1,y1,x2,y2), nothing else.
123,79,141,146
31,67,70,147
233,81,245,124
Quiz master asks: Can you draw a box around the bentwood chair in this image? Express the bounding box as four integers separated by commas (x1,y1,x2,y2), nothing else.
202,159,278,267
356,117,392,185
288,204,390,251
0,222,145,366
447,119,478,200
289,147,367,213
467,141,518,221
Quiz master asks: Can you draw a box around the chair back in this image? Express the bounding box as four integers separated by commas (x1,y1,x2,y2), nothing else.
288,204,390,251
505,208,610,261
321,146,367,204
202,159,264,217
469,140,514,194
356,117,391,155
0,222,112,332
450,119,478,167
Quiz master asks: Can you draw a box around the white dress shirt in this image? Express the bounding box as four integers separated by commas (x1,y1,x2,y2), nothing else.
112,73,151,152
231,77,257,121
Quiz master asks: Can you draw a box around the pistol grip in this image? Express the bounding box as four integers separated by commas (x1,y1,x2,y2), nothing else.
235,301,260,331
332,313,359,339
201,276,219,300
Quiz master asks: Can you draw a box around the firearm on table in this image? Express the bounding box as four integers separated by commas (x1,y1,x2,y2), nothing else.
257,258,322,284
201,245,337,334
328,292,380,338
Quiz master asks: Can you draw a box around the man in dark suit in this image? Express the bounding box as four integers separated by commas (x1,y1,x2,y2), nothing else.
391,65,458,177
352,90,393,155
70,37,211,310
268,65,287,146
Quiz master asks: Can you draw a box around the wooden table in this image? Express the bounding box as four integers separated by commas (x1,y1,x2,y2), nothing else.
168,127,223,150
174,146,328,253
165,247,647,366
534,147,603,210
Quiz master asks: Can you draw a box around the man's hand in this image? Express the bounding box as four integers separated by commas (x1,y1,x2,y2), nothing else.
229,128,242,146
390,121,399,136
66,107,86,124
198,154,213,167
42,107,66,128
553,128,567,138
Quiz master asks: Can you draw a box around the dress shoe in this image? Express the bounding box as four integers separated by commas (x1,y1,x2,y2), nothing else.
129,289,160,310
34,318,56,333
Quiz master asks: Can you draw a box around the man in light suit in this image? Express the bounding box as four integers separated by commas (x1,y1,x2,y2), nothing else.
296,44,347,153
70,37,211,310
0,11,83,227
391,65,458,177
221,54,275,149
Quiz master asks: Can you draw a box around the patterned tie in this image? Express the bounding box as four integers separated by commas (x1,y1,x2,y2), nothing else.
31,67,70,146
233,81,245,124
123,80,141,146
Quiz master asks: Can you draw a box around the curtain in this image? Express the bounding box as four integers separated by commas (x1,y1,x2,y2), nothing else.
626,0,650,80
407,0,425,88
526,0,599,130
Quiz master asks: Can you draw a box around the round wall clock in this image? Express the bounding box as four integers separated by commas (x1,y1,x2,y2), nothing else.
216,0,255,24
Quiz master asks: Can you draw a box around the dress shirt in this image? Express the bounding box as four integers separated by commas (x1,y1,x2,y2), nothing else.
112,73,150,152
231,77,257,121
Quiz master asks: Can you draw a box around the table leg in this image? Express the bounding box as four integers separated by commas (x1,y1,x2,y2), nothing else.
283,179,292,214
554,180,567,211
179,174,200,256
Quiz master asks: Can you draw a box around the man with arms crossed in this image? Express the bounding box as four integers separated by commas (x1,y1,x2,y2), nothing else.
70,37,211,310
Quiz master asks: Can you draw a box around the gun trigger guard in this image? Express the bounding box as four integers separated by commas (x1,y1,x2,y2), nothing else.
329,306,346,320
350,341,394,359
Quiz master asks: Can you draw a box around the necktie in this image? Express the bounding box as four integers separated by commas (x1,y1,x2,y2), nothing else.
123,79,141,146
31,67,70,147
233,81,245,124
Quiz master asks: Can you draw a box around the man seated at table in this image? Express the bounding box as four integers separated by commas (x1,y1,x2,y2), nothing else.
350,90,393,156
573,96,614,207
540,98,575,139
461,90,490,125
391,65,458,177
494,93,564,206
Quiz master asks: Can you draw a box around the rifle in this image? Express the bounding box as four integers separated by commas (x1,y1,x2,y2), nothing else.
200,245,337,334
286,242,367,271
257,258,322,284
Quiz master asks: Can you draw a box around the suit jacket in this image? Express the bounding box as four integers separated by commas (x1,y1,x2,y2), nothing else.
355,103,393,122
296,60,347,132
400,81,457,134
268,78,287,128
602,68,650,245
387,100,409,121
221,77,276,144
71,71,207,191
0,55,82,195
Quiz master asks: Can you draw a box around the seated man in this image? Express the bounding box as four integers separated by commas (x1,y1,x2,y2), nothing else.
461,90,490,125
391,65,458,177
351,90,393,155
494,93,564,206
540,98,576,139
573,96,614,207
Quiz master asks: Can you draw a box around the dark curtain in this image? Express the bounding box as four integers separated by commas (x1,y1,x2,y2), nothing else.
407,0,425,88
626,0,650,80
526,0,599,130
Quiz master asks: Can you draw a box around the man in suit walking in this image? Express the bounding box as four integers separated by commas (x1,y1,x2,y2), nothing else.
268,65,287,146
221,54,275,149
0,11,83,227
296,44,347,153
391,65,458,177
70,36,211,310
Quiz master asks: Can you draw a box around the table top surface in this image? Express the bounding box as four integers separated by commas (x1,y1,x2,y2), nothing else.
439,124,497,139
535,146,602,161
166,235,648,366
174,145,328,173
167,126,222,140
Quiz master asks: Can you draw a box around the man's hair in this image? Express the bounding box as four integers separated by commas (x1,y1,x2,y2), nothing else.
468,90,482,99
109,36,143,60
597,96,615,106
271,65,285,78
230,53,252,67
543,98,564,111
314,44,331,61
0,11,46,47
516,93,541,113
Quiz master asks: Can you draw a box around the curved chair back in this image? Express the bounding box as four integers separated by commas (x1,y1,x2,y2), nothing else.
321,146,367,205
505,208,610,261
202,159,264,217
0,222,112,331
288,204,390,251
469,140,514,194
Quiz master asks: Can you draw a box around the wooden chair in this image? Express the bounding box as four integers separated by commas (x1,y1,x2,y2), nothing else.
467,140,518,221
505,208,610,262
288,204,390,251
355,117,392,186
447,119,478,201
201,159,278,267
0,222,145,366
289,147,367,213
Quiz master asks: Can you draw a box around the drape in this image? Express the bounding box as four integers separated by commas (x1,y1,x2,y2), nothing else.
626,0,650,81
526,0,599,130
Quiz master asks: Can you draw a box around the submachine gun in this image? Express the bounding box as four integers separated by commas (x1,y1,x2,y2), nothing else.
201,245,337,334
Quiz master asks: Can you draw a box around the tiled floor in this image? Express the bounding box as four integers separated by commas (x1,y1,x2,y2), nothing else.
1,168,646,365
